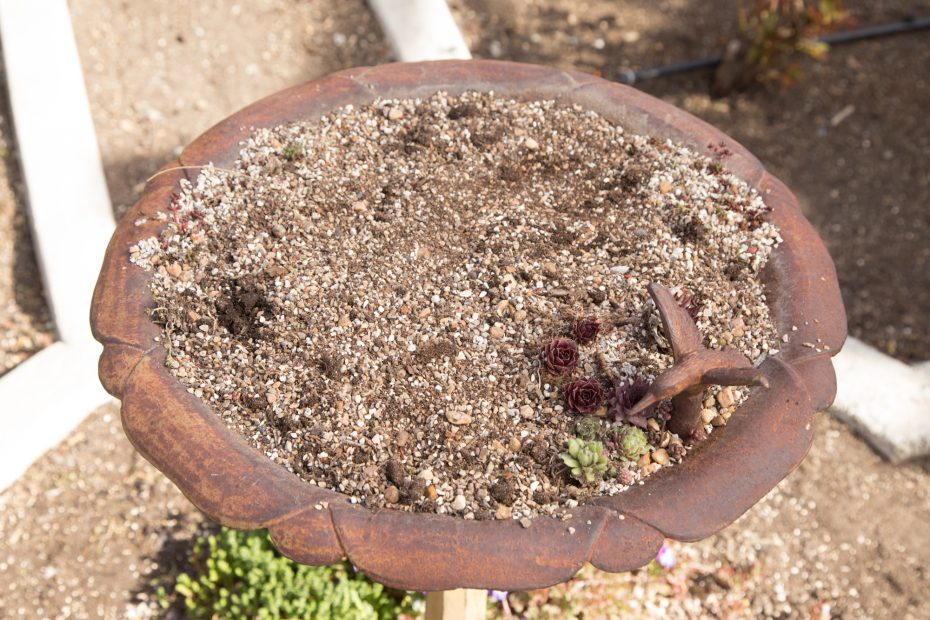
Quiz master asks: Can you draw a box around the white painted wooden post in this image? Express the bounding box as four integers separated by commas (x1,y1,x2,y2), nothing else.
426,589,487,620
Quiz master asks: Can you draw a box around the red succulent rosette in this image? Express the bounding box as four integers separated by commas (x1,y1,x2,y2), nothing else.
574,316,600,345
565,377,604,414
540,338,579,376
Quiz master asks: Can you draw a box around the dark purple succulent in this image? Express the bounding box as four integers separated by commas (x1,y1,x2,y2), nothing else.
540,338,579,377
679,291,701,321
608,375,656,428
565,377,603,414
574,316,601,345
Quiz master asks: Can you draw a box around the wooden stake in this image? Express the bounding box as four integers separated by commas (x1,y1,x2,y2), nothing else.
425,589,487,620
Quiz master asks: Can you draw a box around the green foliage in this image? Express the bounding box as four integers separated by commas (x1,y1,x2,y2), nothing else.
737,0,851,86
159,527,419,619
572,416,603,441
281,144,303,161
613,425,649,461
560,438,609,483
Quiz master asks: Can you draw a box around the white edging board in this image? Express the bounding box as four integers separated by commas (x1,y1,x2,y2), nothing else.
369,0,471,61
830,337,930,463
0,0,113,492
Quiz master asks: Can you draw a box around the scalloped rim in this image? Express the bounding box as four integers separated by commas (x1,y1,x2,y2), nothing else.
90,60,846,591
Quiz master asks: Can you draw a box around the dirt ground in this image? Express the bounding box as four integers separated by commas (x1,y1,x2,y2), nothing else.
451,0,930,362
69,0,388,219
0,69,54,376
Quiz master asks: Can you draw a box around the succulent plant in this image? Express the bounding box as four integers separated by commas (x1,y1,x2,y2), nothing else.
613,425,649,461
565,377,604,414
572,416,602,441
540,338,579,376
560,438,609,484
574,315,601,344
608,375,656,428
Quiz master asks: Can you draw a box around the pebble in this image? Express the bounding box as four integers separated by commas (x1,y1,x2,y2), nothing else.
383,485,400,503
451,495,467,511
711,415,727,427
387,106,404,121
513,309,528,321
717,387,736,408
652,448,670,465
395,430,410,447
495,505,513,519
166,263,182,278
519,517,532,528
524,137,539,150
647,418,661,432
659,179,673,193
508,437,522,452
489,325,505,339
418,468,435,482
701,408,718,424
271,224,286,238
519,405,534,419
445,410,473,425
426,485,439,501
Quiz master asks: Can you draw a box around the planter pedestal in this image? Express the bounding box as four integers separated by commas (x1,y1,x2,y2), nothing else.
90,60,846,591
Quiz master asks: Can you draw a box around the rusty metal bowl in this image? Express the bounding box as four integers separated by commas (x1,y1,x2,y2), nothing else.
90,60,846,591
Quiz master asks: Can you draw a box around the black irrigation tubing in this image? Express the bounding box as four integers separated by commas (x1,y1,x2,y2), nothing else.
616,15,930,85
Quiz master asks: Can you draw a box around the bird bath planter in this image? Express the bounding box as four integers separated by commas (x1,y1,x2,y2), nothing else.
91,60,845,592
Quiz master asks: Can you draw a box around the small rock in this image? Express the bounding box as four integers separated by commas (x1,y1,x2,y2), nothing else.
652,448,670,465
647,418,661,432
271,224,287,238
519,517,532,528
384,485,400,503
519,405,535,419
524,137,539,150
426,484,439,501
701,408,718,424
637,452,651,467
548,287,570,297
166,263,182,278
417,468,435,482
489,325,505,339
387,106,404,121
451,495,467,511
445,410,473,425
711,415,727,427
187,309,201,322
495,504,512,519
717,387,735,409
395,430,410,447
352,200,368,212
508,437,522,452
338,315,351,328
514,309,528,321
659,179,673,193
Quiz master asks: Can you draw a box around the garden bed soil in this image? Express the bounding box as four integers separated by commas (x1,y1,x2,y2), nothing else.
0,68,54,375
132,91,781,519
2,407,928,619
69,0,389,220
450,0,930,362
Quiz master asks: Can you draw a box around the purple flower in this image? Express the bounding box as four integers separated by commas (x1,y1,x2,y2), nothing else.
488,590,509,603
657,542,676,569
540,338,579,376
565,377,604,414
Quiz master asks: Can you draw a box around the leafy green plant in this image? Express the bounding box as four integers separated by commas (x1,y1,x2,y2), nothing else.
714,0,852,94
560,438,609,483
157,527,420,619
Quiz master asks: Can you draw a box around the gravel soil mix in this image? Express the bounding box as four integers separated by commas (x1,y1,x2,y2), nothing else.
0,68,54,375
130,91,781,519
